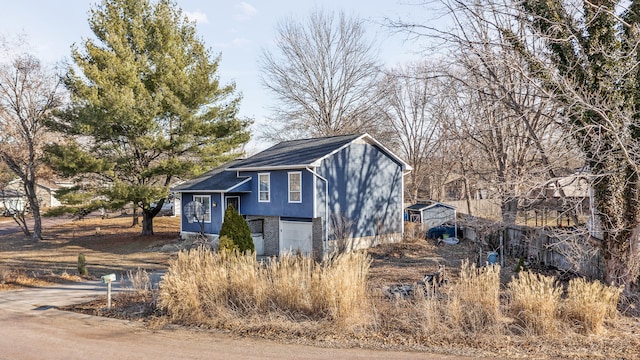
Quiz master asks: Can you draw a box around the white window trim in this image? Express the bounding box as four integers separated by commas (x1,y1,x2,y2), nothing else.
288,171,302,203
258,173,270,203
193,195,211,223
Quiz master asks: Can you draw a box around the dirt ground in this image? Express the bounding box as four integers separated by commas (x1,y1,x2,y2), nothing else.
0,215,179,287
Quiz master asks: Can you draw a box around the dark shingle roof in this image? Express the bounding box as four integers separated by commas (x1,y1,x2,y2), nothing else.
228,134,363,170
406,201,456,211
171,160,249,192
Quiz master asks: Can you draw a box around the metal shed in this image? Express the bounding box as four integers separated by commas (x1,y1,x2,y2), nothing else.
406,201,457,233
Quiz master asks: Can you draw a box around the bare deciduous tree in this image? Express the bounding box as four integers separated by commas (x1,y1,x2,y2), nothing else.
395,0,640,287
392,1,572,225
380,62,450,203
259,9,386,142
0,43,64,240
502,0,640,288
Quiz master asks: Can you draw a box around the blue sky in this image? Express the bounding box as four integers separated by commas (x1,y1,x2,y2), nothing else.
0,0,431,152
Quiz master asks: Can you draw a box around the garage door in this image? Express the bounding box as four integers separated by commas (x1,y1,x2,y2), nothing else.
279,221,313,256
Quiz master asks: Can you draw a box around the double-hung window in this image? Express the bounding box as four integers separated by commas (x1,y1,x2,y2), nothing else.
258,173,270,202
192,195,211,222
288,172,302,203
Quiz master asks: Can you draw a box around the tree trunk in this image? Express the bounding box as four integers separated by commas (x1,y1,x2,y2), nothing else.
463,176,473,216
24,179,42,241
594,167,640,289
142,210,154,235
501,196,518,225
131,207,139,226
31,204,42,241
22,176,42,241
12,212,31,237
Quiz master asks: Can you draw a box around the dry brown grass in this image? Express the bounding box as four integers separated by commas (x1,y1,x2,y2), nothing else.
0,264,83,290
444,261,501,333
128,267,152,292
562,277,623,334
0,215,179,278
152,238,640,358
507,271,562,335
158,249,371,330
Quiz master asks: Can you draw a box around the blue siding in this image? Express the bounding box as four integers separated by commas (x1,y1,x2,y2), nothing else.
181,193,224,234
229,178,251,192
317,142,403,239
238,170,314,218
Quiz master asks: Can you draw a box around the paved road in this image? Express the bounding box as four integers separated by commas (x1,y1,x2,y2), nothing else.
0,280,480,360
0,215,76,236
0,210,109,236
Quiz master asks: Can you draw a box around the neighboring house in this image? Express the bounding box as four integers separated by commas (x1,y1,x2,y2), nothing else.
34,181,68,208
1,179,71,212
0,189,26,214
172,133,412,258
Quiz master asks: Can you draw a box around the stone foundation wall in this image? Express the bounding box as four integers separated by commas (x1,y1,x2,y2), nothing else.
245,215,280,256
312,217,324,260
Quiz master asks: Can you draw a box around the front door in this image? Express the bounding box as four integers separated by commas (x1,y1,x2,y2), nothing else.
225,196,240,211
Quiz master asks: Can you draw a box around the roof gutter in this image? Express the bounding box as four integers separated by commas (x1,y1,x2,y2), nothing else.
227,165,311,172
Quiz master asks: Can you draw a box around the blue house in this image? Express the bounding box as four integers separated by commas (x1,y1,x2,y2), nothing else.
171,133,412,257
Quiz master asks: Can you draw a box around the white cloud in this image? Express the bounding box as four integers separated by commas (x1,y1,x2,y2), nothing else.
235,2,257,22
184,10,208,24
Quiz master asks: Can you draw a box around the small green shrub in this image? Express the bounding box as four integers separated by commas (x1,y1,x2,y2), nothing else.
514,256,526,273
218,235,239,254
77,253,89,276
219,205,254,253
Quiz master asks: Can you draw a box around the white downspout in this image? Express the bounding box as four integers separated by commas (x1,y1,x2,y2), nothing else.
307,167,328,257
402,170,411,236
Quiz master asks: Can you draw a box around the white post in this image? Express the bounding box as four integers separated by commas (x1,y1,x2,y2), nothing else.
102,273,116,310
107,281,112,310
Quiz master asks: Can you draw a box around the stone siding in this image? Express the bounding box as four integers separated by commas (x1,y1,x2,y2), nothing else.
246,215,280,256
312,217,324,260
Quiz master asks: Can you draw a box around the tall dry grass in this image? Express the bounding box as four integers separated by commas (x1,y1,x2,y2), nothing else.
445,261,501,333
157,246,624,345
127,267,151,292
508,271,562,335
158,248,371,328
378,261,502,340
563,278,622,334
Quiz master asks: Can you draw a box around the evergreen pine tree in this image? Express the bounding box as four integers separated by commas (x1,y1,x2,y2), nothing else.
46,0,250,235
219,205,254,253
